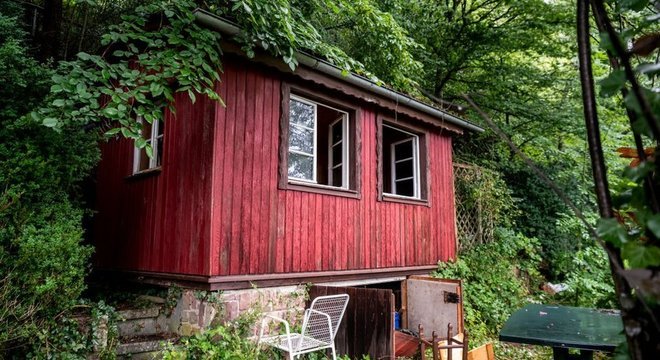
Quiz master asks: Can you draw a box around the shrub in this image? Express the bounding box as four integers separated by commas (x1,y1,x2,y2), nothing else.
434,228,544,344
0,3,99,356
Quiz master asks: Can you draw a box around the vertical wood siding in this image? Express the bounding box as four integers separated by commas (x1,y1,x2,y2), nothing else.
94,92,216,275
94,57,457,277
208,60,456,276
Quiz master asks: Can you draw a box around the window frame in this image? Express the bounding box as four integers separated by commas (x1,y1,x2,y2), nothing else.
287,95,320,184
377,118,429,206
279,83,361,199
132,117,164,175
328,115,350,189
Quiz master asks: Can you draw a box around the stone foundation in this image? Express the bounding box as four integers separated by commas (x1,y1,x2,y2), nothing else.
171,285,308,336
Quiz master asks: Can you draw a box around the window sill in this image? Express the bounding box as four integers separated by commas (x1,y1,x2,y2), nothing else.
125,167,162,181
286,181,360,199
381,194,429,207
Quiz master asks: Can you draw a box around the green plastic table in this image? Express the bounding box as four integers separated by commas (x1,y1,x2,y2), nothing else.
499,304,624,360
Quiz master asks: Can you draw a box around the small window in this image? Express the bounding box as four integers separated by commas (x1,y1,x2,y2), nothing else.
382,124,422,199
133,118,164,174
287,95,351,189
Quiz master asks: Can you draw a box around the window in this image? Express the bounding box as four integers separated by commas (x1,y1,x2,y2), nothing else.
381,123,425,200
287,94,352,189
133,118,164,174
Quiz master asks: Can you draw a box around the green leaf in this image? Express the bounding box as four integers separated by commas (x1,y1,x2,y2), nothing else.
596,218,628,247
599,69,626,97
620,0,649,11
77,52,91,61
622,243,660,268
52,99,66,107
105,128,122,136
42,117,58,127
103,107,118,116
631,118,654,138
636,63,660,76
50,84,63,93
135,137,147,148
622,161,654,182
646,214,660,238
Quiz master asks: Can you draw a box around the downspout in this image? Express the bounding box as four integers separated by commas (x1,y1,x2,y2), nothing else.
193,9,484,133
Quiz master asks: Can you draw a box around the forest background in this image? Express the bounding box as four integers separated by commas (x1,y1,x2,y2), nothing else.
1,0,656,358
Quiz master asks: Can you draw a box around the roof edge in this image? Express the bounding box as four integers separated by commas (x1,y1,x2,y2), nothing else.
193,9,484,133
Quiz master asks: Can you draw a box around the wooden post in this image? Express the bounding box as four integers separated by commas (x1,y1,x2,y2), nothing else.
432,331,439,360
462,330,469,360
447,323,454,360
419,324,426,360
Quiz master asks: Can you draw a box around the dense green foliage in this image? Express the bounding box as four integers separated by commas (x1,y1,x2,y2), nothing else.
435,229,544,343
592,2,660,269
0,3,98,356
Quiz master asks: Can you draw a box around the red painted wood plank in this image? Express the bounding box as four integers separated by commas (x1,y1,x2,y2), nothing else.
209,79,227,275
312,195,326,270
240,69,257,274
229,63,248,275
294,191,303,272
250,70,265,275
219,64,238,275
276,191,286,273
267,76,280,274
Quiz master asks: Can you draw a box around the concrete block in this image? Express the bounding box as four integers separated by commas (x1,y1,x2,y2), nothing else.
118,307,160,321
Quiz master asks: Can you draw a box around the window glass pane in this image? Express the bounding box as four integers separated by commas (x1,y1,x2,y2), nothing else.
289,126,314,154
138,148,150,171
142,121,153,140
331,144,342,166
331,121,343,144
289,99,315,128
331,167,343,187
288,152,314,180
156,138,163,167
395,179,415,197
394,140,413,159
395,159,414,179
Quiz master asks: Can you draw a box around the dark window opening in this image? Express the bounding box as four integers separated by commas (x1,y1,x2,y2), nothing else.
288,95,354,189
382,124,421,198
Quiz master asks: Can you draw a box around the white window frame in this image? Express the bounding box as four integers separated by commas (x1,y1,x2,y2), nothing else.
383,124,421,199
328,115,349,189
288,95,349,189
132,117,162,174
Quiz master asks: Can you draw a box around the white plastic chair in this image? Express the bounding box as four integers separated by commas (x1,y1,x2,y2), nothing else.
258,294,349,360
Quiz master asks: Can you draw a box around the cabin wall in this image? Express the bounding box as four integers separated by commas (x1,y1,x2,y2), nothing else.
209,60,456,277
94,57,457,279
93,92,216,275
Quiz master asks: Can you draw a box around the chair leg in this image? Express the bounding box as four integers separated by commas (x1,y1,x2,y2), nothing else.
331,345,337,360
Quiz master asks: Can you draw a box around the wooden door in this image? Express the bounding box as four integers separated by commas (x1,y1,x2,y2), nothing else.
309,285,395,359
402,276,464,335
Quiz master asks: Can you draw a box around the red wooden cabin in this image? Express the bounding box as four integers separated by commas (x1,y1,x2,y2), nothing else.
92,12,483,290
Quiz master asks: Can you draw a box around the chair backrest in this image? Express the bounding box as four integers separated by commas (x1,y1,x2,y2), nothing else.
302,294,349,343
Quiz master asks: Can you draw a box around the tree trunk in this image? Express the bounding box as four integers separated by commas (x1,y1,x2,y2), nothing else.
577,1,660,358
39,0,63,61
